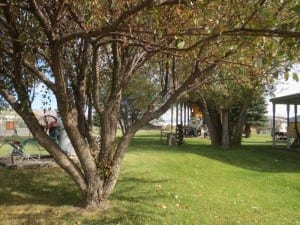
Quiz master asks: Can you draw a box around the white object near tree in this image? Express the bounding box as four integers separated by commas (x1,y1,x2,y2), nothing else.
57,115,76,156
59,128,76,155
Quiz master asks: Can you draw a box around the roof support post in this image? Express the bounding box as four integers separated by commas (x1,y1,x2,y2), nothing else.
286,104,291,149
272,103,276,147
171,105,174,134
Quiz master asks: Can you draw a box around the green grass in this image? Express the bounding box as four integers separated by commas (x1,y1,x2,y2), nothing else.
0,131,300,225
0,137,48,158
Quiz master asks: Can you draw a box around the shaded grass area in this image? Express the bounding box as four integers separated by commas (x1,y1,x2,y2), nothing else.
0,131,300,225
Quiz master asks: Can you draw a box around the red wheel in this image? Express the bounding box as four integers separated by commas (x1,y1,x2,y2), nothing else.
38,115,58,132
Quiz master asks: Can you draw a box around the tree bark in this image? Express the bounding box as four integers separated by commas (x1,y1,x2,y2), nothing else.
84,176,106,209
221,108,230,149
231,100,249,146
198,97,222,147
244,123,251,138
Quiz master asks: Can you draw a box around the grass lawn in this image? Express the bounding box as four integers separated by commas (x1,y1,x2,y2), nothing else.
0,131,299,225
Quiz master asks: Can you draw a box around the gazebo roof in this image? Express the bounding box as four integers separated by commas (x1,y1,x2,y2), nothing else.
270,93,300,105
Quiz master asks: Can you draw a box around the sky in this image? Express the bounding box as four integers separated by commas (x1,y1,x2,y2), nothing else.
266,79,300,117
266,65,300,117
32,85,57,111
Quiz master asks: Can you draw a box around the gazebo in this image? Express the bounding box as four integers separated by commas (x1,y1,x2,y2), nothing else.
270,93,300,148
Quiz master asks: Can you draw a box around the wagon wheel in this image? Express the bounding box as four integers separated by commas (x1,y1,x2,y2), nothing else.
38,115,58,133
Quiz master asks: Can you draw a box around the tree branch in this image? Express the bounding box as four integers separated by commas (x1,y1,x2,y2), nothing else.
225,28,300,39
28,0,53,39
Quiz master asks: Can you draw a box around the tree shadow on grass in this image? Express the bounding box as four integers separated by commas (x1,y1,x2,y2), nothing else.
81,177,172,225
191,144,300,173
0,167,80,207
0,166,172,225
129,135,300,173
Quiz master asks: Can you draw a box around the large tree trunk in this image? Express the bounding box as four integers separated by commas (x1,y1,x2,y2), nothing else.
83,130,134,209
83,160,122,209
221,108,230,149
231,101,249,146
198,98,222,146
84,176,106,209
244,123,251,138
80,92,123,209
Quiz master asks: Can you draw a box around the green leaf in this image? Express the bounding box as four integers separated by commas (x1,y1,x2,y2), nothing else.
158,30,163,39
284,72,289,81
291,4,300,16
176,40,185,49
292,72,299,82
193,18,199,26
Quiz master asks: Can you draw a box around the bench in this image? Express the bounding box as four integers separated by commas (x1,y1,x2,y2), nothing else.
274,132,287,142
160,130,170,140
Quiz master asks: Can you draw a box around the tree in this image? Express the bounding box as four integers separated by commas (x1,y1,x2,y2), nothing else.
242,96,268,137
93,72,160,134
191,37,297,148
194,87,266,147
0,0,299,209
119,71,160,134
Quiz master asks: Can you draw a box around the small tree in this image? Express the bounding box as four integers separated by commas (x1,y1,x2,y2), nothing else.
119,73,160,134
243,96,268,137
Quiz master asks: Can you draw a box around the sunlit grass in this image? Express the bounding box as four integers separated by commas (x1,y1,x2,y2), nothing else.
0,137,48,158
0,131,300,225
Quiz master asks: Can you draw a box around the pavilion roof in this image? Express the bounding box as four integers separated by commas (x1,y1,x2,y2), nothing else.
270,93,300,105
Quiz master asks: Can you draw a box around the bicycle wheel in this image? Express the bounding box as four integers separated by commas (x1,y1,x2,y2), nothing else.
10,146,23,164
22,140,42,161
